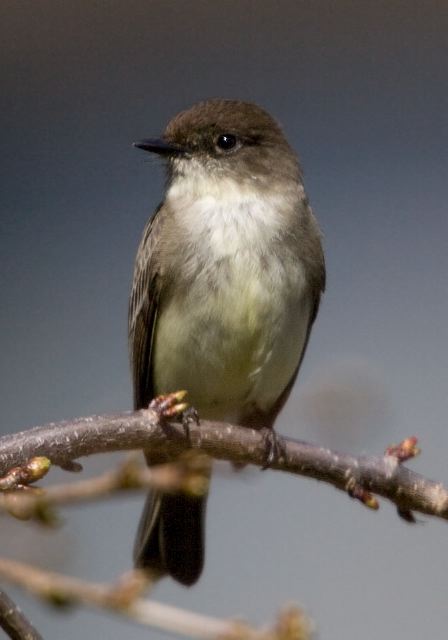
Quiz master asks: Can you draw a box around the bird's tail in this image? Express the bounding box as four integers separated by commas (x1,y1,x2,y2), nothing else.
134,489,207,586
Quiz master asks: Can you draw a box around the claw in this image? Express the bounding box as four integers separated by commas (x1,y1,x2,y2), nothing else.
181,406,200,445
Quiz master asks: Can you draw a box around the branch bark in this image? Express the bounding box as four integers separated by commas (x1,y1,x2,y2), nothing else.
0,588,43,640
0,409,447,521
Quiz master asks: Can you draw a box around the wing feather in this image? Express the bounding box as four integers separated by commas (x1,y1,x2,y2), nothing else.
128,204,164,410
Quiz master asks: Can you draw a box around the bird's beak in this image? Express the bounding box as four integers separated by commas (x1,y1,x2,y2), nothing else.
133,138,186,156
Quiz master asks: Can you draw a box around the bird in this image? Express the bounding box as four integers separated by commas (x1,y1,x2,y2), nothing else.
129,98,325,586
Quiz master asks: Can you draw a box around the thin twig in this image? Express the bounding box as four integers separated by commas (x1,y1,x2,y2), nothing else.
0,410,447,522
0,456,208,522
0,588,43,640
0,558,312,639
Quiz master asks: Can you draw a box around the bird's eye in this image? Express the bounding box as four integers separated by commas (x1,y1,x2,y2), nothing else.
216,133,238,151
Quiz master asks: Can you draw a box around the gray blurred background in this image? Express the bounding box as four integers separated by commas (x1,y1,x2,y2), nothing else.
1,1,448,638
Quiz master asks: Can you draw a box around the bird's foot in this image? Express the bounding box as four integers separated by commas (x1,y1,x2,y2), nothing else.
149,392,199,446
181,406,200,446
149,390,189,419
260,428,285,470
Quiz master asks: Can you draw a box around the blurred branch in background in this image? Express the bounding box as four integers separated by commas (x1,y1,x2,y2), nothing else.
0,558,313,640
0,455,208,525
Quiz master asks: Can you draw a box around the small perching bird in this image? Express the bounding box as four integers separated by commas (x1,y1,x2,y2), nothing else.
129,99,325,585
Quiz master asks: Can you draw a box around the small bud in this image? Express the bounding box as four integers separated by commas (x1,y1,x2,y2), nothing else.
172,390,188,402
185,475,210,497
275,605,314,640
397,507,417,523
385,436,420,463
149,390,189,419
346,479,379,510
0,457,51,490
26,457,51,482
164,402,189,417
363,494,380,510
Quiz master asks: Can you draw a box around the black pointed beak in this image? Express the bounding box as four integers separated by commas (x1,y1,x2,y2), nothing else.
133,138,186,156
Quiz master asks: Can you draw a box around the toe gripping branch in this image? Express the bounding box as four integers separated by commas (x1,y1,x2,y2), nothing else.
149,391,200,446
261,428,286,470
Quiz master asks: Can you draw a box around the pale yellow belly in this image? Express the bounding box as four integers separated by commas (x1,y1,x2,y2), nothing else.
152,261,311,422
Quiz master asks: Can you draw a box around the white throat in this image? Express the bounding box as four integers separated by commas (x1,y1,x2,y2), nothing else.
166,170,298,259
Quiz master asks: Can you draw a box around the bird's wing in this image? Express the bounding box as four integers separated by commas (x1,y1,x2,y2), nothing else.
128,204,164,410
242,210,326,430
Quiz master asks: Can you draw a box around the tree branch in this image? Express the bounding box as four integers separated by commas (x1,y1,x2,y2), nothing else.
0,588,43,640
0,558,312,640
0,409,447,522
0,456,208,523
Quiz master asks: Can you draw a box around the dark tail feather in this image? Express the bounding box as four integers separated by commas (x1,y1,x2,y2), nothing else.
134,490,206,586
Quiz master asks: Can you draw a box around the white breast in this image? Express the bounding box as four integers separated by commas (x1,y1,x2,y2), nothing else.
153,178,311,422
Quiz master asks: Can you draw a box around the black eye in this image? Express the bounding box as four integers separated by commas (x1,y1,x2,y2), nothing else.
216,133,238,151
